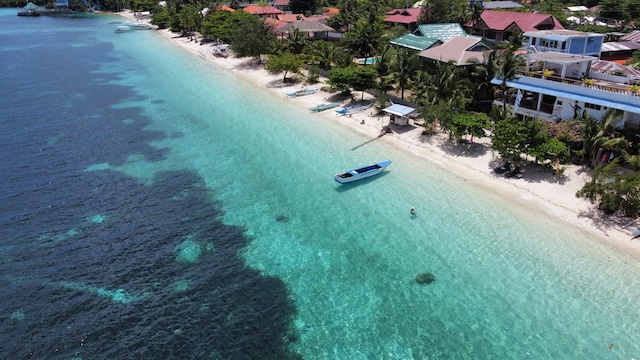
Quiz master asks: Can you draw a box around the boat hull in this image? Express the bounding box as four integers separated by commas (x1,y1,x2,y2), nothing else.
311,103,340,112
287,89,318,97
334,160,392,184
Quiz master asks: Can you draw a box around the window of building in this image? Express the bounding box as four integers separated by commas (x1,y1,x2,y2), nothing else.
557,100,563,105
561,42,566,50
585,103,602,111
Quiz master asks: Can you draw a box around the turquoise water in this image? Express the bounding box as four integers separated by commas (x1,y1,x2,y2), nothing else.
109,28,640,358
356,57,378,65
4,11,640,358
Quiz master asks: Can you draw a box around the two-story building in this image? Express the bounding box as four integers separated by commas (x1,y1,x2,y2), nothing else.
521,29,604,57
492,29,640,132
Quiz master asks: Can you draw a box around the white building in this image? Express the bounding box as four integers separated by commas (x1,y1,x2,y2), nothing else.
493,30,640,132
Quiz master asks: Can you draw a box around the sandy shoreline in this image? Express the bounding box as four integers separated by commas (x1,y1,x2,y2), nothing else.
116,11,640,258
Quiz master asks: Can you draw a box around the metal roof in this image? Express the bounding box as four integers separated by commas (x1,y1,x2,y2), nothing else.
383,104,416,117
601,41,640,52
567,5,588,12
415,23,467,41
620,30,640,42
418,35,490,66
591,60,640,79
482,1,523,9
390,34,441,51
390,23,467,50
490,78,640,114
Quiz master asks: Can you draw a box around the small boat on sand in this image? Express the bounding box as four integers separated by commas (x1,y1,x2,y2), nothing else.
336,103,372,116
287,88,318,97
334,160,392,184
311,103,341,112
632,229,640,240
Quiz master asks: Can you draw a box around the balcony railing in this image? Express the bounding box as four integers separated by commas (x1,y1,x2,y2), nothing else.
518,71,640,98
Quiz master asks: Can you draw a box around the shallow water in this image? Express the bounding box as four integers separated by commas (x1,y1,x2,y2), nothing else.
1,10,640,359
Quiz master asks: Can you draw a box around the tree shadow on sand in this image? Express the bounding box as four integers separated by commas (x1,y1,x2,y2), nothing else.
267,77,303,88
235,58,264,70
438,137,489,159
577,207,635,235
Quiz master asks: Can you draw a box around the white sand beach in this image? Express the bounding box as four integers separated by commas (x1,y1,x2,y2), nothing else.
117,11,640,258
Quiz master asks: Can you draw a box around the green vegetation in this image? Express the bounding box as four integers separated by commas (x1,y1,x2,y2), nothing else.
266,53,305,81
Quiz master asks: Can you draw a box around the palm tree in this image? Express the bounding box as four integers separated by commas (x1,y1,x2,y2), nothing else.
285,29,309,55
427,61,459,104
374,43,395,89
588,109,627,167
307,41,338,71
496,43,523,119
179,5,197,37
470,47,499,102
389,48,418,99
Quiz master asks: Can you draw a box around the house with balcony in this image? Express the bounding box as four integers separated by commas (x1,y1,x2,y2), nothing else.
521,30,604,57
491,49,640,132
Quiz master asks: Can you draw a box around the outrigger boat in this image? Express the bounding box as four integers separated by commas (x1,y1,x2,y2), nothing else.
334,160,392,184
336,103,372,116
311,103,341,112
287,88,318,97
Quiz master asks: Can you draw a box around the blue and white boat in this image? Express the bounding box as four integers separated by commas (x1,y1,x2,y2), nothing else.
335,103,372,116
334,160,392,184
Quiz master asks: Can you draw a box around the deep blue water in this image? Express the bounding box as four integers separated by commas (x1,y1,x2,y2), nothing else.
0,11,300,359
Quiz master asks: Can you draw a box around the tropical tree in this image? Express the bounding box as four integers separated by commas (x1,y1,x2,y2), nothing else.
577,160,640,216
587,109,627,167
343,21,383,61
328,66,354,94
326,0,358,32
491,116,529,161
290,0,316,16
200,10,235,42
411,61,462,106
351,66,378,100
230,15,276,60
495,44,523,119
265,53,304,82
284,29,310,55
448,112,489,141
374,43,395,89
327,66,377,98
419,0,468,24
389,48,419,99
178,5,198,37
470,47,499,102
306,41,339,71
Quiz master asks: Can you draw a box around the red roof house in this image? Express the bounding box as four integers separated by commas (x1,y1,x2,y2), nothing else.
243,5,283,18
277,14,306,23
470,10,564,42
384,8,422,31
